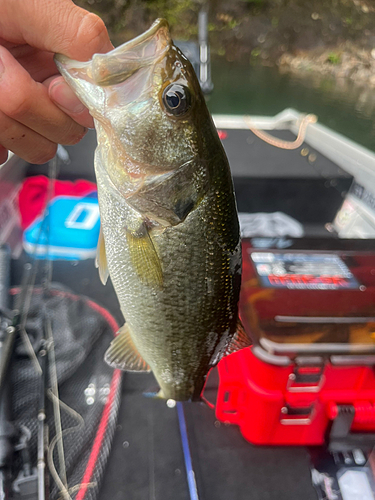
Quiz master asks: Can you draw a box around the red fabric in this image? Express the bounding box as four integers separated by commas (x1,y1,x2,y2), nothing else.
75,298,121,500
76,369,122,500
18,175,96,229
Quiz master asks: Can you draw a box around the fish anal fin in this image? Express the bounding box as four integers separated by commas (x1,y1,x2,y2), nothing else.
104,324,151,372
126,227,163,289
96,226,109,285
212,320,252,366
225,319,252,356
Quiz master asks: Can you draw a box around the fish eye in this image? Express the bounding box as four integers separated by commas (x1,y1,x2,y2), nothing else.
162,84,191,116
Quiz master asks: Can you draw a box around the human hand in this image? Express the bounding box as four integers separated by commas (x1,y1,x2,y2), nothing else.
0,0,113,165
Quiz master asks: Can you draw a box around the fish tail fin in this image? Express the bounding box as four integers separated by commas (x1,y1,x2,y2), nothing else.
143,389,165,399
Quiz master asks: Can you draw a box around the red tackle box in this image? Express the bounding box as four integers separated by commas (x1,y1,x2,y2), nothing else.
215,238,375,448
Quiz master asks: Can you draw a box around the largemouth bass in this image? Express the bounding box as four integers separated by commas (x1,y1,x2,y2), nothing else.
56,19,250,401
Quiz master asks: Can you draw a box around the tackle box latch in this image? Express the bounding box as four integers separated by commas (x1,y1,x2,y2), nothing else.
286,361,326,393
280,403,315,426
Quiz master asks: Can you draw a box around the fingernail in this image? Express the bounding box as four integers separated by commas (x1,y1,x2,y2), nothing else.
50,81,85,114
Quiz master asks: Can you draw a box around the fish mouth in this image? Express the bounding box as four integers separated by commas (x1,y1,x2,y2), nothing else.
55,18,171,87
111,18,170,54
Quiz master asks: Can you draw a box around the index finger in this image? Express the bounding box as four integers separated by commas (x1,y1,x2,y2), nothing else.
0,0,113,60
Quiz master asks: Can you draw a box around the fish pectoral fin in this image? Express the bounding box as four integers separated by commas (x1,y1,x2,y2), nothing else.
95,226,109,285
104,324,151,372
126,226,163,288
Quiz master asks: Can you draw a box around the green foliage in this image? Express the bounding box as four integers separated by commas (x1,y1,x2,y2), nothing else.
327,52,341,64
228,19,241,29
145,0,196,28
74,0,375,69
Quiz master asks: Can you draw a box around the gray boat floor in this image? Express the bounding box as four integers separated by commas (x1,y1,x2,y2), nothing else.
29,257,317,500
20,126,356,500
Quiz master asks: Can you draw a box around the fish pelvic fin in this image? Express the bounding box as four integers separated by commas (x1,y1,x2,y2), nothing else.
96,226,109,285
126,226,163,289
105,324,151,372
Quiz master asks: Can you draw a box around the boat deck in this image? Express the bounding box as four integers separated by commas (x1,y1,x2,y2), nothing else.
12,121,370,500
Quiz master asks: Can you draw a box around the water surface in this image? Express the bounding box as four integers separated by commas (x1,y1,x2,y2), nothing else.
207,61,375,152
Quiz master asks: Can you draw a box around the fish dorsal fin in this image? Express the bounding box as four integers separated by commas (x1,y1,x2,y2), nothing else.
105,324,151,372
96,226,109,285
126,226,163,288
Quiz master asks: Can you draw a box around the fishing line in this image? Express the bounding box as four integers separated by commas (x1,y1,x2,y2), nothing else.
41,154,70,495
0,264,34,391
176,402,200,500
42,152,82,500
15,152,60,376
0,150,61,390
29,152,59,500
42,151,100,500
21,325,42,374
57,483,96,500
17,152,58,330
47,391,85,500
14,147,79,500
46,317,68,495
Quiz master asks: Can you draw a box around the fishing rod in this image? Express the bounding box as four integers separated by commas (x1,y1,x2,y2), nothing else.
176,402,200,500
0,263,34,398
37,334,48,500
198,9,213,94
34,151,65,500
35,155,56,500
0,248,42,500
0,183,55,500
0,245,15,500
0,145,70,500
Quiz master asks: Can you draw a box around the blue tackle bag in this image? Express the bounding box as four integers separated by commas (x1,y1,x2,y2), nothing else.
23,195,100,260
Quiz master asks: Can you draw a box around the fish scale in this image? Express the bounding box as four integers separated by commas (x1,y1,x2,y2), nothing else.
56,18,249,401
96,159,239,399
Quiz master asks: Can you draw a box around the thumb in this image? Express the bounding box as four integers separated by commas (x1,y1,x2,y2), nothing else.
0,0,113,60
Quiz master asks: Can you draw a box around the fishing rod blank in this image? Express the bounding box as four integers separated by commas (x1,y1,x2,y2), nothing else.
0,263,32,396
0,245,15,500
177,402,200,500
